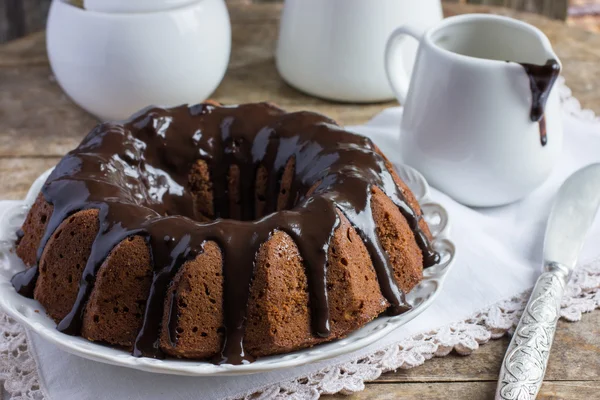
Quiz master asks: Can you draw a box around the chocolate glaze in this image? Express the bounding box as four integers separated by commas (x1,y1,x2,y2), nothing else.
11,267,37,298
11,102,439,364
518,59,560,146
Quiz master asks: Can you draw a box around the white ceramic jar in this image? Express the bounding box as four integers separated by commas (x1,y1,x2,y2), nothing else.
276,0,442,102
47,0,231,121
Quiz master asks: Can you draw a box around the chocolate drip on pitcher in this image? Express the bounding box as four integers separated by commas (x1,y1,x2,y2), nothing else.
518,59,560,146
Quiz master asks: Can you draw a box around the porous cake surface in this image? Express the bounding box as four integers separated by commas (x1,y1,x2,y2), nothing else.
12,102,439,364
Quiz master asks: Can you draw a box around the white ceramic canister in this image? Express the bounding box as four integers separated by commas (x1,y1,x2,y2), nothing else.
276,0,442,102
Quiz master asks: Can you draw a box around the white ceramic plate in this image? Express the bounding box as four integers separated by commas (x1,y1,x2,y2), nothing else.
0,164,455,376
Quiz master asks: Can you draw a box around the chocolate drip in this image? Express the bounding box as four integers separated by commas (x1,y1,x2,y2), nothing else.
11,102,439,364
167,290,179,346
11,267,37,298
518,59,560,146
15,229,24,244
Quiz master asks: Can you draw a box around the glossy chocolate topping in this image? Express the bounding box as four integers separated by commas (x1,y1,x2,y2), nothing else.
11,102,439,364
518,59,561,146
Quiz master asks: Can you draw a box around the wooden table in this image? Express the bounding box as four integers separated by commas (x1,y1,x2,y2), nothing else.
0,3,599,399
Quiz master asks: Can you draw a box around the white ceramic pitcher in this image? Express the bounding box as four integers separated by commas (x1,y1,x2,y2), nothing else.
385,14,563,207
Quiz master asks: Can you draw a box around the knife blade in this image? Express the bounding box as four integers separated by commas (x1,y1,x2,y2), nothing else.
544,164,600,270
496,163,600,400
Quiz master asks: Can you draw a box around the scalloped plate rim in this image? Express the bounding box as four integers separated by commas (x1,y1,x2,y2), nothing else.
0,163,455,376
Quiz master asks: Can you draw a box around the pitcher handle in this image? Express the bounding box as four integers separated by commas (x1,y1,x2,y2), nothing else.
385,25,423,104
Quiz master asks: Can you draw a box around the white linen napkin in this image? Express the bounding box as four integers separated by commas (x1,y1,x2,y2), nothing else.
13,106,600,400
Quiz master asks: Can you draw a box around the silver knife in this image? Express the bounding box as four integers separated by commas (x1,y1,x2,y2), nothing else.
496,163,600,400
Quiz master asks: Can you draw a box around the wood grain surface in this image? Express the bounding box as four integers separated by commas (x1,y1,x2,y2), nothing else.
0,0,573,45
1,3,600,161
326,312,600,399
0,3,599,399
0,0,51,44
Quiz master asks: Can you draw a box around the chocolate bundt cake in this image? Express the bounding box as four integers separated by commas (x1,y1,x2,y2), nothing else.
12,102,439,364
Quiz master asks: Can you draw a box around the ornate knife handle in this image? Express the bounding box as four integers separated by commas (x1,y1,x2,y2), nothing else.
495,263,569,400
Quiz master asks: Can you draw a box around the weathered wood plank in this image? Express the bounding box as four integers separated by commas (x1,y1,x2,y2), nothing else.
466,0,568,20
0,157,59,199
0,31,48,67
376,312,600,383
0,65,98,157
227,1,282,22
1,4,600,157
0,0,51,44
326,381,600,400
0,0,573,45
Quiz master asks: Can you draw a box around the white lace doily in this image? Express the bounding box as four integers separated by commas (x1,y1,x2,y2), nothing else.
557,77,600,125
1,78,599,400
